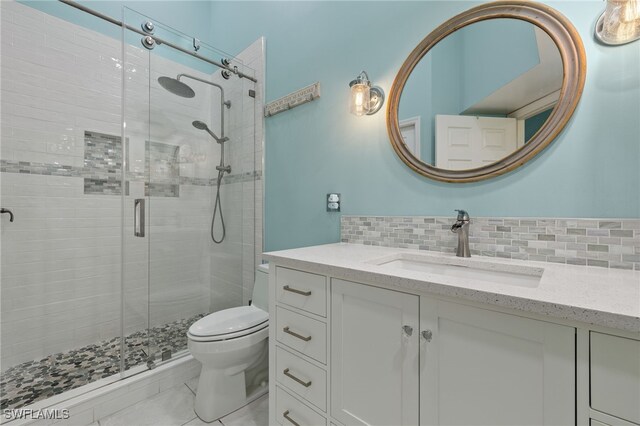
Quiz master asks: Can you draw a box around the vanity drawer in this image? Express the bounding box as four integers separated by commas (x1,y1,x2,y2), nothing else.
276,267,327,317
276,386,326,426
276,306,327,364
590,332,640,424
276,346,327,411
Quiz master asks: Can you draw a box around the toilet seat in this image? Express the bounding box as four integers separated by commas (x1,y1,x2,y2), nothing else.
188,306,268,342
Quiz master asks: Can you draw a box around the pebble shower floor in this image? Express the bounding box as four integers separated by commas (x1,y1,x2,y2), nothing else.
0,313,205,410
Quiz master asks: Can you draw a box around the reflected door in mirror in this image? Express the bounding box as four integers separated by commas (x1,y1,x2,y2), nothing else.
397,18,563,170
435,115,517,170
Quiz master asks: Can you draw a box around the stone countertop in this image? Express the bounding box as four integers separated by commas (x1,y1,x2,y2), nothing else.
263,243,640,334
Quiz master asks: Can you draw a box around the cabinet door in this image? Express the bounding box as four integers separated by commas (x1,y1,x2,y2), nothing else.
420,298,575,426
331,279,419,426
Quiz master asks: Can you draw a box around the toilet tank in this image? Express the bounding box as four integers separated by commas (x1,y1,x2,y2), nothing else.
252,263,269,312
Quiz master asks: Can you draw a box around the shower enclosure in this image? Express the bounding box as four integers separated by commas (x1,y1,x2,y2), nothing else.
0,0,261,411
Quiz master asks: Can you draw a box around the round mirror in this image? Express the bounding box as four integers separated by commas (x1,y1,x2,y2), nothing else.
387,2,586,183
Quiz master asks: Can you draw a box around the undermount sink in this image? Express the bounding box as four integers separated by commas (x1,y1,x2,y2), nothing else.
369,252,543,288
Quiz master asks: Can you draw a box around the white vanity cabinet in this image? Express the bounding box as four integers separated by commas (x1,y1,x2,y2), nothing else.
267,259,639,426
331,279,419,426
420,297,575,426
590,332,640,425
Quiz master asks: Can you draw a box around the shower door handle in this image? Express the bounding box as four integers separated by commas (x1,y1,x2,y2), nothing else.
134,199,145,237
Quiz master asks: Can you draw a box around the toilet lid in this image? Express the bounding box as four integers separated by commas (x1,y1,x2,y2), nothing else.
188,306,268,337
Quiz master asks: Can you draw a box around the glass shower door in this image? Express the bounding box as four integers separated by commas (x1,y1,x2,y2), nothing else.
122,8,256,373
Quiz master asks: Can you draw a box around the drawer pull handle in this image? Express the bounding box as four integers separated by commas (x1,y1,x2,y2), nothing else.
283,326,312,342
283,368,312,387
283,285,312,296
283,410,300,426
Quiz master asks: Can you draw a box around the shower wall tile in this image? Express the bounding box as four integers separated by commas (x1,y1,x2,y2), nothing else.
84,131,122,173
0,0,222,370
1,0,262,371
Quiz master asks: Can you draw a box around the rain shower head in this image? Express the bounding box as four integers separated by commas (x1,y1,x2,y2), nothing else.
158,76,195,98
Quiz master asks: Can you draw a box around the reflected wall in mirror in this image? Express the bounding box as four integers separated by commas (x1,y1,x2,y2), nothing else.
387,2,586,183
398,19,563,169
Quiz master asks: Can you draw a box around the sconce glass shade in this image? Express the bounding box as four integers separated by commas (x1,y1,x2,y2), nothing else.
595,0,640,45
349,70,385,116
350,82,371,116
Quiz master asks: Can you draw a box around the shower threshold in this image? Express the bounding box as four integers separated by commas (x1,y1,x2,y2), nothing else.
0,313,205,411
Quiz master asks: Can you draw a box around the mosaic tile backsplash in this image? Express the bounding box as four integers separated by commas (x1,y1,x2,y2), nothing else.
341,216,640,270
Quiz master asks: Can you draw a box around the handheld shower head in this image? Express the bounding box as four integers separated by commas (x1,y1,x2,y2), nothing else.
192,120,228,143
192,120,209,130
158,76,196,98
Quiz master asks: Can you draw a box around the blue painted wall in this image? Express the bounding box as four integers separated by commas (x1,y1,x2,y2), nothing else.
21,1,640,252
398,54,433,163
208,1,639,252
460,19,540,111
525,108,555,142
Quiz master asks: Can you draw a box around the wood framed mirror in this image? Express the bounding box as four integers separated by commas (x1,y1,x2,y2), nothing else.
387,1,586,183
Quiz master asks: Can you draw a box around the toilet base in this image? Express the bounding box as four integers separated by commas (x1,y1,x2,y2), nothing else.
195,367,246,423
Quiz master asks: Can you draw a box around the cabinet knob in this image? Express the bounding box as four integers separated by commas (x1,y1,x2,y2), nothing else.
421,330,433,342
402,325,414,336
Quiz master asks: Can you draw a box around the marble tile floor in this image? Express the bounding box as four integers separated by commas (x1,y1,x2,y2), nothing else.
97,376,268,426
1,314,206,410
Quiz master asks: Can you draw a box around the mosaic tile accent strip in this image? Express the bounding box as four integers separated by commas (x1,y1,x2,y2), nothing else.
0,313,205,411
84,131,122,173
341,216,640,270
221,170,262,185
84,177,122,195
1,160,85,177
144,141,180,197
0,161,261,188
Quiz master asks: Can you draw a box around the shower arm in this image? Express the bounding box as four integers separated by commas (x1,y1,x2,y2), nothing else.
177,74,228,139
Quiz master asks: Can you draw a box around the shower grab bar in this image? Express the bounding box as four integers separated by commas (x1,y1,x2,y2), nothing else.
57,0,257,83
134,199,145,237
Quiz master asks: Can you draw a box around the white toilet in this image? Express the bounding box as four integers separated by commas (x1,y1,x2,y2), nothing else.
188,264,269,422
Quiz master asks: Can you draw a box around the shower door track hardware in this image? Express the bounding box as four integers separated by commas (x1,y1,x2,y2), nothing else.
57,0,258,83
141,21,155,34
264,82,321,117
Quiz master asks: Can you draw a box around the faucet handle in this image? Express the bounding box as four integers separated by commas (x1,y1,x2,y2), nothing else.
454,209,470,221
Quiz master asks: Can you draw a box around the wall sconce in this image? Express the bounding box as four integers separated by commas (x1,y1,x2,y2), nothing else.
595,0,640,45
349,71,385,116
